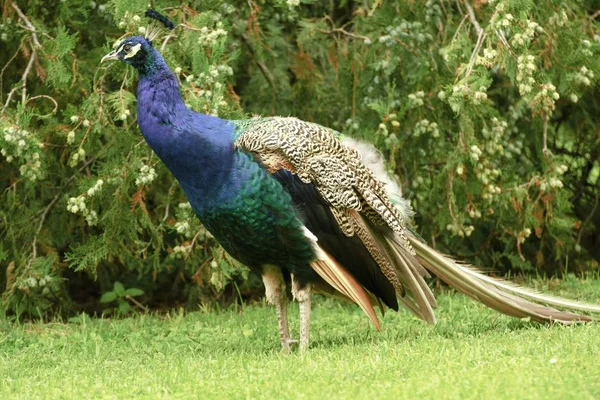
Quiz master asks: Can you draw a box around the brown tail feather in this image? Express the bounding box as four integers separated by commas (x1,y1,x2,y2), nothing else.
350,211,438,323
384,236,437,323
309,245,381,330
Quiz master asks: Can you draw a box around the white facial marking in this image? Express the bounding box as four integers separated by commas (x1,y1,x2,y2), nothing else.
123,43,142,59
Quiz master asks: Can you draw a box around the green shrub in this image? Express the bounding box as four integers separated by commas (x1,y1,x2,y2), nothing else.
1,0,599,317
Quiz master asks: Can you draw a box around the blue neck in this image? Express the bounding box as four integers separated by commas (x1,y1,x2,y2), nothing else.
136,48,238,209
136,50,187,138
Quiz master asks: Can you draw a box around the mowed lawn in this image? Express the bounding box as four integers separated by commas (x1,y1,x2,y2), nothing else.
1,278,600,399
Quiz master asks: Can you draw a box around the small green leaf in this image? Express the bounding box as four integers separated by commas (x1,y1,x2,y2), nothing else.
118,302,132,314
113,282,125,296
124,288,144,297
100,291,117,303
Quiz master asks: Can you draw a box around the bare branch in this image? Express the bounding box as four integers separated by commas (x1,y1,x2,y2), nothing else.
21,52,36,106
179,23,203,32
464,31,486,79
577,193,599,247
367,0,383,17
2,52,35,111
240,32,278,99
11,3,41,48
126,295,148,311
3,87,19,110
161,33,176,51
162,203,170,223
32,192,60,260
3,5,44,112
0,40,23,104
30,157,96,263
462,1,483,36
391,38,419,57
461,1,487,79
494,29,516,57
27,95,59,115
315,27,371,42
450,14,469,46
542,114,550,157
589,10,600,20
185,229,204,260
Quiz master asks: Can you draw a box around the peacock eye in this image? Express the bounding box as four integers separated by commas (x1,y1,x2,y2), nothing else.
123,44,132,53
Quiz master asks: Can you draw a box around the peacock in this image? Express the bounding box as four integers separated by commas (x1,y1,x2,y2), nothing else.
101,12,600,352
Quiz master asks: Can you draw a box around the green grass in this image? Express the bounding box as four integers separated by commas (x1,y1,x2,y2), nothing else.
2,278,600,399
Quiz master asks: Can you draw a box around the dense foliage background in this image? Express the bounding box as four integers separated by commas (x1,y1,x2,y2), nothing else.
1,0,599,317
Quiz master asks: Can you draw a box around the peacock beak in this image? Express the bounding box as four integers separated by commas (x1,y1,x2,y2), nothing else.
101,50,119,63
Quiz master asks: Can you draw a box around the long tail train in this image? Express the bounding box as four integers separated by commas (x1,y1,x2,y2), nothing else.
331,136,600,326
404,233,599,324
306,213,600,328
307,138,600,329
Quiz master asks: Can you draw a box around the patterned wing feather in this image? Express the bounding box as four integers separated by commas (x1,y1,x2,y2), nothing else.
234,117,439,322
235,117,412,248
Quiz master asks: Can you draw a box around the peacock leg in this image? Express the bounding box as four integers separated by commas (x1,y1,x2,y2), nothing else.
292,275,312,352
262,265,293,351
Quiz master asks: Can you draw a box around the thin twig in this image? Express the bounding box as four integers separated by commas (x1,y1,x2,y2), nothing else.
5,4,42,111
185,229,204,261
391,38,419,57
542,114,549,156
450,14,469,46
367,0,383,17
26,95,58,115
11,3,41,48
455,0,464,16
3,87,18,110
462,1,487,79
447,171,458,223
464,31,486,78
315,27,370,42
2,52,36,110
462,1,483,35
31,193,60,260
576,193,599,247
503,175,541,192
30,157,96,263
240,32,277,99
21,52,36,106
78,124,93,147
119,69,129,114
0,40,23,105
161,33,176,51
126,295,148,311
92,69,107,122
589,10,600,20
161,203,170,223
179,23,203,32
494,29,516,57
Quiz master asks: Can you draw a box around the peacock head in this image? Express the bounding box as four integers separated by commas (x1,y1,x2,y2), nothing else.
101,36,157,73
